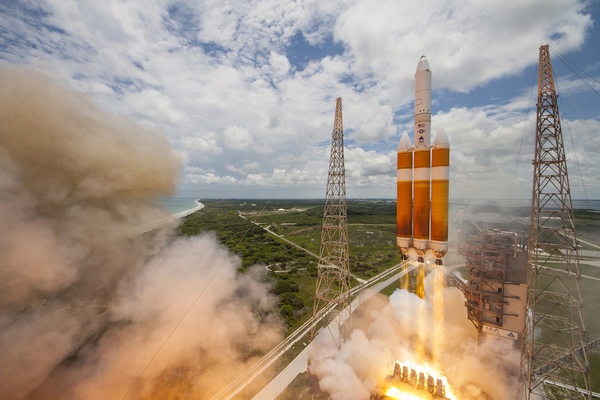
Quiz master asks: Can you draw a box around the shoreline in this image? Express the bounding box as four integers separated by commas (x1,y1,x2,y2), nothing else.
133,201,204,235
173,200,205,219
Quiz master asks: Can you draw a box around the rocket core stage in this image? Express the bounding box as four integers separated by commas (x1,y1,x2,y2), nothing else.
397,56,450,264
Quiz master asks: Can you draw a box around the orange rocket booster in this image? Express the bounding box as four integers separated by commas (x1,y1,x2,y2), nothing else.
431,129,449,257
396,132,413,251
396,56,449,259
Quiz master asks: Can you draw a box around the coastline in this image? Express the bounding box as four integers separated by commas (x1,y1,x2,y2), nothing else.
173,200,205,219
133,201,204,235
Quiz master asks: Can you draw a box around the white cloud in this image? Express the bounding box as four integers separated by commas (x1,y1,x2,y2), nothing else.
243,161,261,172
225,162,262,175
180,133,222,153
184,172,237,184
123,89,186,125
335,0,592,97
1,0,597,199
223,125,256,151
269,51,291,76
225,164,246,175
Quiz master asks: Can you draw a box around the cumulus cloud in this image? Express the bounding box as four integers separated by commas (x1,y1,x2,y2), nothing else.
0,68,283,400
180,133,222,154
335,0,592,95
123,89,187,125
184,171,238,185
269,51,291,76
1,0,597,199
223,125,257,151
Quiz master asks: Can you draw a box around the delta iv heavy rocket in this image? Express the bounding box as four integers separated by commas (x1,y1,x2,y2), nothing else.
397,56,450,281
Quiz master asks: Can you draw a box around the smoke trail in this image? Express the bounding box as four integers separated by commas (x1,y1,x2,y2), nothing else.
308,273,520,399
0,66,283,399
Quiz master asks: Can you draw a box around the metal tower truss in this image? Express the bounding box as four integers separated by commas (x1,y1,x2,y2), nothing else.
520,45,591,400
311,97,352,348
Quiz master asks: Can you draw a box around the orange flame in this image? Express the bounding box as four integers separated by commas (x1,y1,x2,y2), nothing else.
383,360,458,400
385,386,427,399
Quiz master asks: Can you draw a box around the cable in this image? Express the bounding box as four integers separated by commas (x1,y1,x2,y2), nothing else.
508,67,537,200
551,45,596,208
275,103,335,200
550,47,600,98
343,109,380,200
554,72,592,209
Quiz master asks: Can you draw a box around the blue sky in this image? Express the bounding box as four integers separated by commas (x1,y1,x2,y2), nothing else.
1,0,599,200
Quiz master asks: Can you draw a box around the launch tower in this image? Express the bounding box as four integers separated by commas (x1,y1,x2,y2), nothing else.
519,45,591,399
461,229,528,354
311,98,352,348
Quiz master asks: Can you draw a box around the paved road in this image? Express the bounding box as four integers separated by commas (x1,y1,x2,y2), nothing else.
579,238,600,250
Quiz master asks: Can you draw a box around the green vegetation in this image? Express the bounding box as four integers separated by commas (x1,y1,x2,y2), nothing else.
178,200,314,272
574,209,600,248
177,199,404,331
590,353,600,392
178,200,317,331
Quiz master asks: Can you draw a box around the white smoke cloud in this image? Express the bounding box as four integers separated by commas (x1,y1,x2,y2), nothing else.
0,67,284,400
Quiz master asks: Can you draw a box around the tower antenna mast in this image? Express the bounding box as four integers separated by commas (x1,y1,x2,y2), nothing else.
520,44,591,400
310,97,352,348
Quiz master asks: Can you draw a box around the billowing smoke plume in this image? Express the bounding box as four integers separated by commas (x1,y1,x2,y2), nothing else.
308,271,520,400
0,66,283,399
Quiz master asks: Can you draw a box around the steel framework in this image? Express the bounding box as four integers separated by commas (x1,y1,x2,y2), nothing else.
463,231,527,337
520,45,591,400
310,97,352,348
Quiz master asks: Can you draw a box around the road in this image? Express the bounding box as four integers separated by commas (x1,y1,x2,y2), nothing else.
239,212,367,283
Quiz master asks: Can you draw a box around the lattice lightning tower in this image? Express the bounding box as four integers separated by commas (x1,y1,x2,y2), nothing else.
520,45,591,400
311,97,352,348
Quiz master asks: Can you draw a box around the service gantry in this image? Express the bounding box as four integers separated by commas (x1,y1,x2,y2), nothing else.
462,229,528,350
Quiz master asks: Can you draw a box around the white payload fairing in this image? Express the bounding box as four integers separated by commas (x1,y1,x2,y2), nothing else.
397,56,449,264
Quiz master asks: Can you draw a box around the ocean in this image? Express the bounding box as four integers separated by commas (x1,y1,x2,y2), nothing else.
159,197,600,216
452,198,600,211
160,197,201,215
573,199,600,211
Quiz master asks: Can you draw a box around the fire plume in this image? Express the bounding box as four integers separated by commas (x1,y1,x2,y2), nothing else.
383,360,457,400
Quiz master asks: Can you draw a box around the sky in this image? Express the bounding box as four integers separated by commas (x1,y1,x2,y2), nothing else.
1,0,599,200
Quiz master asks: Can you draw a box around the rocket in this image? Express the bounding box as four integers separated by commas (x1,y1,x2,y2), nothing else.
397,56,449,266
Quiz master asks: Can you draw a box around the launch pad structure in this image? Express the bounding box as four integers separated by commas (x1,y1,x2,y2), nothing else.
452,44,593,399
455,223,529,355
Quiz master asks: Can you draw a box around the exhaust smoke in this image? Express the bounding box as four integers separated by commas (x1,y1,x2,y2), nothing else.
0,66,284,400
308,272,520,399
